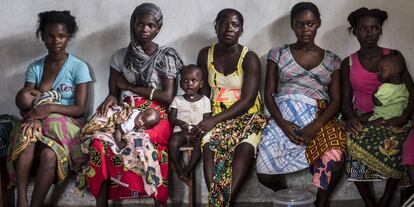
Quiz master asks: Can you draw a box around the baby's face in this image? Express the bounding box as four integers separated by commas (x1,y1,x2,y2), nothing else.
134,110,159,129
180,69,203,96
377,60,397,83
134,113,145,129
21,89,41,109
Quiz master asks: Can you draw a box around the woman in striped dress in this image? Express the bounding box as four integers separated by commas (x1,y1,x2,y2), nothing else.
256,3,346,207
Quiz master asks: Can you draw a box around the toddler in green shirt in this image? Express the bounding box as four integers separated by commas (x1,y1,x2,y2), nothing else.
364,54,409,125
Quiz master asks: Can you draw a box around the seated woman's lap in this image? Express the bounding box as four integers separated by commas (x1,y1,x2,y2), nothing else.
346,123,411,182
86,98,171,202
8,113,83,183
256,112,344,190
201,130,261,154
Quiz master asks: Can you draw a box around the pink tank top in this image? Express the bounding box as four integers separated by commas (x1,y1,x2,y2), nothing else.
349,48,390,112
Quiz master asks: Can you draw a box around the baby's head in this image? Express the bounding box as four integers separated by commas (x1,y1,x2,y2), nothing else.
15,88,42,110
134,108,160,129
180,64,204,96
377,54,404,83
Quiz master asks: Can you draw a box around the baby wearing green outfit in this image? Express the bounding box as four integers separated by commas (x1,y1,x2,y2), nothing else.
366,54,409,124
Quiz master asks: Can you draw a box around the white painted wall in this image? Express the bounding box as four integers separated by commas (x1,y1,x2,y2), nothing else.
1,0,413,204
1,0,414,116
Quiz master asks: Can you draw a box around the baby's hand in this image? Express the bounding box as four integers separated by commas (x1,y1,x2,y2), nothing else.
114,127,126,149
31,90,42,97
179,121,190,132
116,140,127,149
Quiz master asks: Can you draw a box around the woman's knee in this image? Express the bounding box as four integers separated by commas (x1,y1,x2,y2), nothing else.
257,173,280,185
19,143,36,156
39,148,57,166
234,143,254,158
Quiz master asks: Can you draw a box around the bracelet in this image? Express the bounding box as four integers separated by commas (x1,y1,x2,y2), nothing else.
149,88,156,101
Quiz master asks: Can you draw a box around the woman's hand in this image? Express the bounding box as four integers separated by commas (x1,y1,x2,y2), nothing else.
25,104,53,121
301,121,321,145
21,119,42,135
192,117,218,138
97,95,118,116
116,76,131,91
278,120,303,145
345,117,362,134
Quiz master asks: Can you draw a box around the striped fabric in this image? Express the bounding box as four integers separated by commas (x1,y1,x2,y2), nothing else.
256,94,316,174
267,45,341,100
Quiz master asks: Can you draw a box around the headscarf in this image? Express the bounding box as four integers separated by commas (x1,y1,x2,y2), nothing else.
123,3,182,87
129,3,163,43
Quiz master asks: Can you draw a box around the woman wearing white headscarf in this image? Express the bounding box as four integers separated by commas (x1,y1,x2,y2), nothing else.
83,3,183,206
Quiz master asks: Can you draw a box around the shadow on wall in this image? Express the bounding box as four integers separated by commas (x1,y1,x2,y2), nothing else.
0,34,45,116
319,24,356,58
75,24,128,118
248,14,294,56
165,30,215,95
166,30,215,64
248,15,294,116
84,62,96,120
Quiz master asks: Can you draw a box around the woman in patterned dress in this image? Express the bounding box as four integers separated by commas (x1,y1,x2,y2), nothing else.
194,8,266,207
8,10,92,207
83,3,183,206
256,3,346,207
341,7,414,207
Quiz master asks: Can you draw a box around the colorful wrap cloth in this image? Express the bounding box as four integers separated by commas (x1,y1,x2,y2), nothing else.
8,113,85,183
14,90,62,153
81,103,162,196
83,96,170,203
346,123,412,180
206,112,266,207
256,94,346,190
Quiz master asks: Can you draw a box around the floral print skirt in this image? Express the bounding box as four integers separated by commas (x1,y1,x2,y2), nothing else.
204,112,266,207
346,124,411,181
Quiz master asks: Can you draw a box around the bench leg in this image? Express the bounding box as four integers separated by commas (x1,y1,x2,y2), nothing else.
187,151,195,207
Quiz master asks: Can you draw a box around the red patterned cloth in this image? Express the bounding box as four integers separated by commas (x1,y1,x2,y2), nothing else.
86,97,170,203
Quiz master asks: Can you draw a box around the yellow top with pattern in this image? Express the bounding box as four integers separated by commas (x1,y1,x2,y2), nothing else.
207,44,262,115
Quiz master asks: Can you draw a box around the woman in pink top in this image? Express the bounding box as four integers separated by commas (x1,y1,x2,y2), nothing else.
341,8,414,207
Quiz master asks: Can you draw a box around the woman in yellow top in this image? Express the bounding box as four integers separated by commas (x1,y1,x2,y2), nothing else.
193,8,266,207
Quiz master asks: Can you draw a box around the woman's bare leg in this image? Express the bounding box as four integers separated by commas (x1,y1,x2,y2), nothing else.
202,144,214,191
355,182,376,207
30,146,56,207
96,179,109,207
230,143,255,202
15,143,35,207
256,173,286,192
378,178,399,207
315,161,344,207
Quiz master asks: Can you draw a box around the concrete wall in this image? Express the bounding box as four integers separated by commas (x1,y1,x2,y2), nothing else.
2,0,413,205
